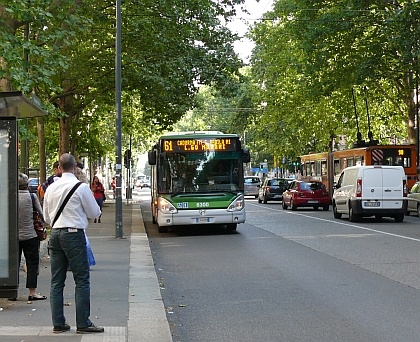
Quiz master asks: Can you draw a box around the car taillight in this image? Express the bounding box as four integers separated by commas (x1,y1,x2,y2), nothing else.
266,186,270,192
356,179,362,197
403,179,407,197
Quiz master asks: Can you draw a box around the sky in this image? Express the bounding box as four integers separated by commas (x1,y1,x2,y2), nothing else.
227,0,274,62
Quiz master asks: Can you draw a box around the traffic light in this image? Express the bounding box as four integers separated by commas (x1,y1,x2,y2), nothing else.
124,149,131,168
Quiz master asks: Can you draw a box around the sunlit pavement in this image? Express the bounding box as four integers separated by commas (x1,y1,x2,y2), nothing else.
0,188,171,342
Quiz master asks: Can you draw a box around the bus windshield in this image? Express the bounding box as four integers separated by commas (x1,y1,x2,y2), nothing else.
158,151,242,195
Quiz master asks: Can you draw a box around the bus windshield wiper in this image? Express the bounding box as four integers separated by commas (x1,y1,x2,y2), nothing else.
207,189,238,195
171,189,185,197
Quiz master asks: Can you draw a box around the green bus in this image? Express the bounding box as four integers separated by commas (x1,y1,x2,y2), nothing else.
148,131,250,233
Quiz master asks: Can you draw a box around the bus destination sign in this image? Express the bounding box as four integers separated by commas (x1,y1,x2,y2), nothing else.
162,138,238,152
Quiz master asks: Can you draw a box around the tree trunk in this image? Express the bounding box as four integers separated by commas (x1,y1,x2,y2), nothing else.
402,87,417,145
59,116,71,155
58,79,74,155
0,57,11,92
37,117,47,183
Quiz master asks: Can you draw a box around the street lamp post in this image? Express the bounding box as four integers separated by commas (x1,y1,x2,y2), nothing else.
115,0,123,238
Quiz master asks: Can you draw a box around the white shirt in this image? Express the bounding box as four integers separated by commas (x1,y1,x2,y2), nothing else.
43,172,101,229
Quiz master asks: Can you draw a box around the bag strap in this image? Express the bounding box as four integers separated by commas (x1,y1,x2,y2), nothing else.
29,192,36,211
52,182,82,228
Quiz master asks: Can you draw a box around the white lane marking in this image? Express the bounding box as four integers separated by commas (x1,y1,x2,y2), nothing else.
247,203,420,243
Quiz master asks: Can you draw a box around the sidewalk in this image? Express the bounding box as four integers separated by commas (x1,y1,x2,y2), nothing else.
0,195,172,342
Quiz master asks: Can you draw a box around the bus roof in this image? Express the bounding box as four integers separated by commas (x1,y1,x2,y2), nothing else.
160,131,239,139
301,144,415,158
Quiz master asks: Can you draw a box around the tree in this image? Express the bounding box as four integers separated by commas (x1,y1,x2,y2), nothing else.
249,0,419,160
1,0,246,172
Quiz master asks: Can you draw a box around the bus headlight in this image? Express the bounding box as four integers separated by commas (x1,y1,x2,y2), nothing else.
227,194,244,212
158,197,178,214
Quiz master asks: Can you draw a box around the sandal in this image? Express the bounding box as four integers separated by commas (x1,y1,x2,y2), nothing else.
28,295,47,301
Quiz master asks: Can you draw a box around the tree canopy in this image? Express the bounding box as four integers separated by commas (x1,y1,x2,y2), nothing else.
248,0,420,164
0,0,245,174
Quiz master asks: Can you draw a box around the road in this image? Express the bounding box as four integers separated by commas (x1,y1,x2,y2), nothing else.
138,191,420,342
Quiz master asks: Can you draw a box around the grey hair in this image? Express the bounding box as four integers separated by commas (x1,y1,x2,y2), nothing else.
18,173,29,190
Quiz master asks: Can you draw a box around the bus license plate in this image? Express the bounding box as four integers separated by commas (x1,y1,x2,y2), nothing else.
196,217,210,223
364,202,380,207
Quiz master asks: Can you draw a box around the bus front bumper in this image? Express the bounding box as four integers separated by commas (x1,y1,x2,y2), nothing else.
157,208,246,227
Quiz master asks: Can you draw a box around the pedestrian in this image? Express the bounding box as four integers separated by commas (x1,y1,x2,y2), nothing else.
296,169,302,181
37,161,62,206
43,153,104,334
74,163,96,268
91,175,104,223
14,173,48,301
74,162,87,183
111,177,116,199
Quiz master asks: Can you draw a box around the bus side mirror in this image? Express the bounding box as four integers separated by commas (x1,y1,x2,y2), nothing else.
242,148,250,163
148,150,156,165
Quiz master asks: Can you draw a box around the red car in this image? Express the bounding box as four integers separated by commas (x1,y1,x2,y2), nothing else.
282,180,329,211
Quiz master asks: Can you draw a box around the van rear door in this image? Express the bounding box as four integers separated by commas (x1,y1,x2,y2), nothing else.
362,167,403,210
381,168,403,209
362,168,383,209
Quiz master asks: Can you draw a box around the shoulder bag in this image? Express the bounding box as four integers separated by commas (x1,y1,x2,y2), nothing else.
30,193,47,241
51,182,83,228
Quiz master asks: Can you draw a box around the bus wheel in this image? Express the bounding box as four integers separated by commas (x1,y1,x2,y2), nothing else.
227,223,237,231
158,226,168,233
333,203,341,219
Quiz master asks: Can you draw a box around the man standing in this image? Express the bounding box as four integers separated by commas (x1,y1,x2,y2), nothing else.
43,153,103,334
37,161,62,206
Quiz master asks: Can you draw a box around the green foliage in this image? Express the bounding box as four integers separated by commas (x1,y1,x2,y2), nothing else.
173,68,259,136
0,0,91,93
1,0,246,164
248,0,418,163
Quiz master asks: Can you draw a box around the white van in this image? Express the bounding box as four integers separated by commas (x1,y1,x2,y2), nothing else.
332,165,407,222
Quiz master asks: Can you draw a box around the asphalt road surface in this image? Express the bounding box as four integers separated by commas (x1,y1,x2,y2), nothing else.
140,192,420,342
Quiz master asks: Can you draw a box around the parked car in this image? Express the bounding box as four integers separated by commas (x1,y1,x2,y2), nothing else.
405,181,420,218
244,176,261,198
332,165,406,222
258,178,293,203
282,180,329,211
28,178,39,193
141,179,150,188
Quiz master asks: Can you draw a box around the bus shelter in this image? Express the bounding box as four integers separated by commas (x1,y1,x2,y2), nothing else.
0,91,47,298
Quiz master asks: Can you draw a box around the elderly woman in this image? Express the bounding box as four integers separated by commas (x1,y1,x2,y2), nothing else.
17,173,47,301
